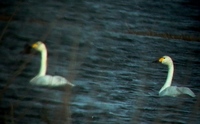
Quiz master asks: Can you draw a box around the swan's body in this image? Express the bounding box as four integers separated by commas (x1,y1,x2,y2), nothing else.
30,41,74,87
157,56,195,97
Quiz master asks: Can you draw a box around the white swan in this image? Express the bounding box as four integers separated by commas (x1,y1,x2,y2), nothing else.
30,41,75,87
156,56,195,97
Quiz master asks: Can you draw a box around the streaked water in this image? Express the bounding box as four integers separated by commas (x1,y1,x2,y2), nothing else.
0,0,200,124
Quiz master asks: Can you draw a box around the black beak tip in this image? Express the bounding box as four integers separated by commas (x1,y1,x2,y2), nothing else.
152,60,159,63
20,44,32,54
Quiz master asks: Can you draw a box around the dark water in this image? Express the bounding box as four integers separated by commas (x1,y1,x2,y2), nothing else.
0,0,200,124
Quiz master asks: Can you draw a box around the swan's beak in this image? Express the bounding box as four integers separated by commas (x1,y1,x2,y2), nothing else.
152,57,164,63
32,43,38,49
20,44,32,54
159,57,164,63
152,60,159,63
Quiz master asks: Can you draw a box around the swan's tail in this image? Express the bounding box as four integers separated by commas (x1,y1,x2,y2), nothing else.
178,87,196,97
52,76,75,87
66,80,75,87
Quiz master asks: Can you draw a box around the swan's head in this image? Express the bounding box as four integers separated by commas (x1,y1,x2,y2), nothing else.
159,56,173,65
32,41,46,52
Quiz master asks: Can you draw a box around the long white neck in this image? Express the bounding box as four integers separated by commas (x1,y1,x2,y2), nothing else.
159,62,174,93
38,47,47,76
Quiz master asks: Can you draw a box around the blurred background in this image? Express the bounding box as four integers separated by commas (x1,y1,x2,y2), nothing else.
0,0,199,124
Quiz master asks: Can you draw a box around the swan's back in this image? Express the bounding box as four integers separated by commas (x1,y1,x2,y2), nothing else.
30,75,75,87
159,86,195,97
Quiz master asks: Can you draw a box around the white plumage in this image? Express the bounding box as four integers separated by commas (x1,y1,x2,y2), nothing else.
30,41,75,87
157,56,195,97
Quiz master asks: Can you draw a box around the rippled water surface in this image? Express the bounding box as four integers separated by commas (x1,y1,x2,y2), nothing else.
0,0,200,124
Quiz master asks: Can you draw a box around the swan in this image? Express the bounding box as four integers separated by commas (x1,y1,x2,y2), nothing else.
155,56,195,97
30,41,75,87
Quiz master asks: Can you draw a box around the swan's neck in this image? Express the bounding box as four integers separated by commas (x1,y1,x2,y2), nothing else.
159,62,174,93
38,48,47,76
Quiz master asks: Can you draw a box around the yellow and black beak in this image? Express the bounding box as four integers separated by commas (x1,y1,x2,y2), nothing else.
152,57,164,63
32,43,38,49
158,57,164,63
20,42,40,54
